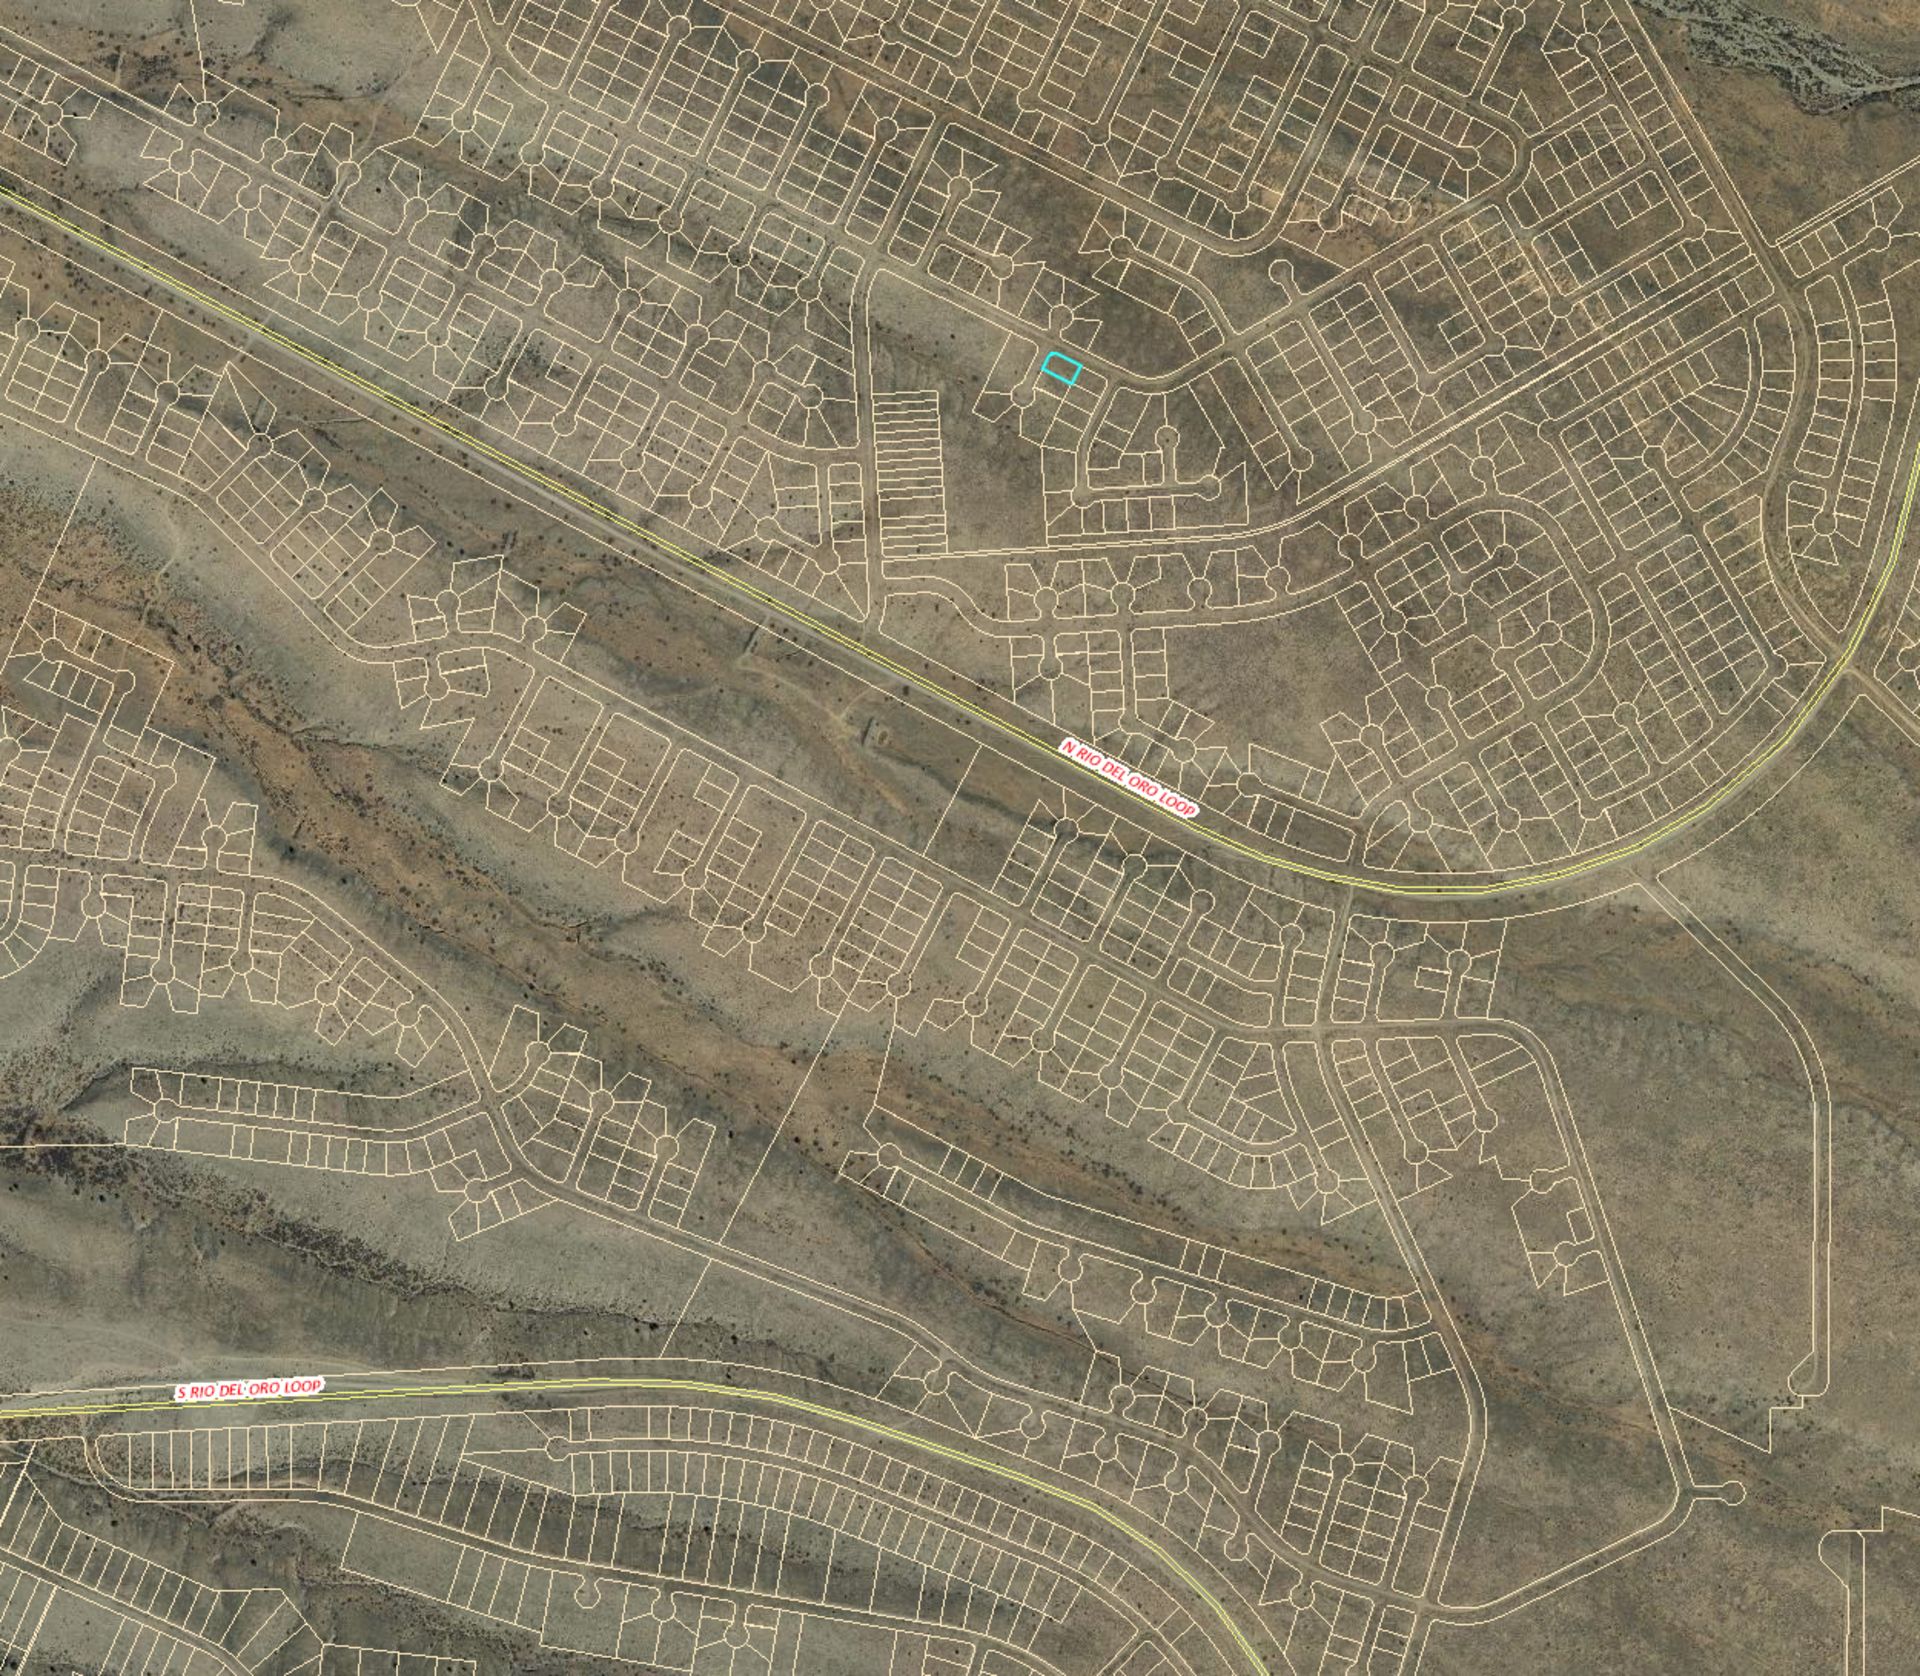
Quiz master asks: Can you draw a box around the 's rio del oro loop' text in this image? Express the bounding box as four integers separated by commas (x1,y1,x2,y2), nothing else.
174,1375,327,1403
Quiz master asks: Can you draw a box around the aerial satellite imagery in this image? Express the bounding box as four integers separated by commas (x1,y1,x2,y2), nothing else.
4,0,1920,1670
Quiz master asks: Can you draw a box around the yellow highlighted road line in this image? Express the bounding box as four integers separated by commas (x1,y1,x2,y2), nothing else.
1,1372,1270,1675
1,178,1914,903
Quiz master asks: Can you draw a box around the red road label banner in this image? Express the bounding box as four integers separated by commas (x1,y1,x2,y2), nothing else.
1057,736,1199,819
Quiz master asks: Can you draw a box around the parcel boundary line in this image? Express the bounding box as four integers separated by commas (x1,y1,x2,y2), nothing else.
0,1370,1273,1676
2,177,1915,901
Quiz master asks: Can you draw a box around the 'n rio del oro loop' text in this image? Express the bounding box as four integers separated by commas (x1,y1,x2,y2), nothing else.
1058,736,1199,819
